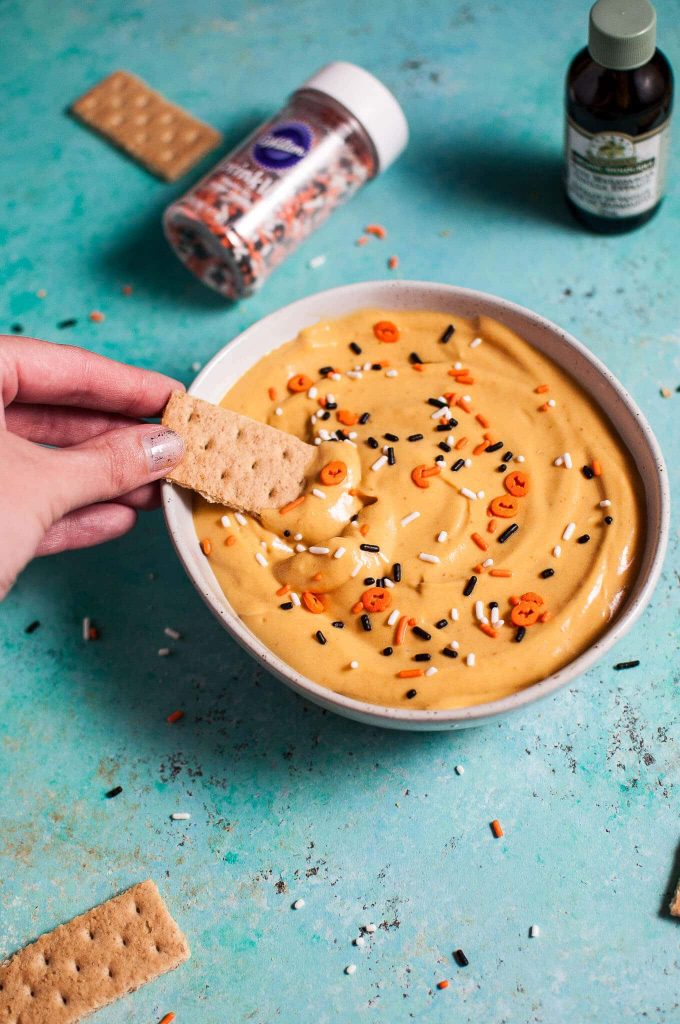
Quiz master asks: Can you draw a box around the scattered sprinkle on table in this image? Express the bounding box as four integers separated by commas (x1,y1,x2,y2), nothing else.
89,310,105,322
105,786,123,799
57,317,78,329
455,765,464,775
345,964,357,975
490,819,504,838
24,620,40,634
158,647,171,657
614,660,640,670
171,812,191,821
158,1014,176,1024
454,948,469,967
292,898,305,910
365,923,377,933
166,710,184,724
529,925,540,938
437,979,449,990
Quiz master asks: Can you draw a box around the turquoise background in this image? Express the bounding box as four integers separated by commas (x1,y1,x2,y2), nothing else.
1,1,679,1021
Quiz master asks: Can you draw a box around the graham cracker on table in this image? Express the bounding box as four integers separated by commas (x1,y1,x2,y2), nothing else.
163,391,316,514
670,878,680,917
70,70,222,181
0,880,189,1024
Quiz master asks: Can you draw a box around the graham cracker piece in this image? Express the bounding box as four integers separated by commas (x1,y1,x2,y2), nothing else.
670,878,680,917
162,391,316,513
70,70,222,181
0,880,189,1024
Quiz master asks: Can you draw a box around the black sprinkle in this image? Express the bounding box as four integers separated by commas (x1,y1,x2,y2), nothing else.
438,441,451,453
408,352,424,364
428,397,447,408
435,619,448,629
393,563,402,582
604,515,613,524
335,429,348,441
435,455,445,464
582,465,595,479
407,433,424,442
497,523,519,544
489,601,498,609
105,786,123,799
447,417,458,427
384,432,399,442
57,318,78,329
515,627,526,643
315,630,327,645
360,543,380,553
614,659,640,670
24,620,40,634
540,568,555,579
359,412,370,425
318,365,333,375
413,626,432,641
454,949,469,967
387,446,396,465
442,648,459,658
325,401,338,410
350,514,359,523
320,410,331,420
367,437,379,449
382,646,394,656
577,534,590,544
463,575,478,597
452,458,465,472
363,577,376,586
502,451,513,462
371,362,382,370
350,342,362,354
360,614,372,632
436,423,451,432
497,464,507,472
11,323,24,333
331,621,345,629
440,324,455,343
283,530,291,537
279,601,294,610
406,689,418,699
414,653,431,662
485,441,503,453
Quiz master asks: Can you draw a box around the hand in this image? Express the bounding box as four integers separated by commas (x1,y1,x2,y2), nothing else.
0,334,185,599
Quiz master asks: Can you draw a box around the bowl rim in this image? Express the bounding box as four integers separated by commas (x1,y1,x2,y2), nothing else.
162,280,670,727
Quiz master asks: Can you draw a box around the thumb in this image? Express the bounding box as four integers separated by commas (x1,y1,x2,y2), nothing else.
49,425,184,516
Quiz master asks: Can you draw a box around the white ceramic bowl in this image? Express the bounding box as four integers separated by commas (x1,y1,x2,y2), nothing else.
162,281,669,730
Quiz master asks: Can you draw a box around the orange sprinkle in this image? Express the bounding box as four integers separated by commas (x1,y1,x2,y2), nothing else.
388,255,399,270
539,610,552,623
122,284,133,296
312,572,323,581
509,595,520,606
359,524,369,536
320,460,347,485
491,819,504,838
317,396,327,407
288,373,313,393
535,384,550,394
538,402,551,412
408,617,416,626
337,409,358,426
276,584,291,597
268,386,277,401
448,367,470,378
592,459,602,477
158,1015,176,1024
487,519,497,533
411,464,441,488
489,568,512,578
200,538,212,556
279,495,306,515
352,601,364,615
437,980,449,990
471,533,488,551
443,392,457,403
348,487,358,496
166,710,184,724
88,626,99,640
473,441,488,456
225,534,236,547
480,623,498,639
398,669,423,679
365,223,387,238
454,437,468,450
473,563,485,574
475,413,490,428
456,375,475,385
89,310,105,323
302,592,327,614
395,615,410,646
373,320,399,343
356,236,368,246
411,362,424,371
361,587,391,613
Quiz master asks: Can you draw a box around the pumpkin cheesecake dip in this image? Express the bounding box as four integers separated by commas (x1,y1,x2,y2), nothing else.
192,308,643,710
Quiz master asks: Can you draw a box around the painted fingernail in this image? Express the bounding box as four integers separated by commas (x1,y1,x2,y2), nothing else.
142,428,184,473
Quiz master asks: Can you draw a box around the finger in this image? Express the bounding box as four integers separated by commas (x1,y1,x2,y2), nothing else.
48,424,184,517
35,503,137,556
0,335,184,416
5,403,140,446
115,482,161,511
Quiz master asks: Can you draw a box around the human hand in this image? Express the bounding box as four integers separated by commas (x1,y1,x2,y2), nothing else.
0,334,185,599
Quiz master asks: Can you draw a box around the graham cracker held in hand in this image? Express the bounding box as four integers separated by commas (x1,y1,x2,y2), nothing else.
0,880,189,1024
163,391,316,513
70,70,222,181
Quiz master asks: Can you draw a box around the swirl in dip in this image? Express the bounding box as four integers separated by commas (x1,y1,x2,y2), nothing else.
193,308,642,710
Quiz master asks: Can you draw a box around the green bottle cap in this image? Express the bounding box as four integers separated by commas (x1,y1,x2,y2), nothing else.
588,0,657,70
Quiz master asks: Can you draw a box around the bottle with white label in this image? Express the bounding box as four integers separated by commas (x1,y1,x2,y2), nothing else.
565,0,673,233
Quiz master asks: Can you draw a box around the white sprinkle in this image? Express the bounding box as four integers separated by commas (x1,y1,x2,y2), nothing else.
385,369,398,378
464,458,472,468
460,487,477,500
437,531,448,543
350,563,362,577
235,512,247,526
475,600,485,621
291,592,301,607
600,499,611,508
435,455,445,465
431,405,450,419
425,666,438,677
419,552,440,564
382,445,390,455
260,540,268,549
275,407,283,416
490,606,499,625
470,336,483,349
346,370,363,380
350,661,359,669
462,394,472,403
309,546,330,555
547,398,556,408
272,539,294,553
477,490,485,500
345,964,357,975
455,764,465,775
466,653,476,667
382,577,394,588
314,437,321,445
326,393,335,404
255,552,268,567
482,557,493,567
515,454,525,463
363,361,372,371
365,924,377,934
308,254,326,269
292,898,306,910
387,609,400,627
307,385,318,399
454,361,462,370
294,533,303,541
379,552,391,565
330,373,341,381
554,456,563,467
82,617,91,641
530,925,540,938
450,608,459,622
312,488,326,500
319,429,331,440
171,812,190,821
220,515,231,528
191,361,201,372
496,619,505,627
401,510,421,527
158,647,170,657
343,438,357,447
334,547,346,559
553,545,561,558
563,451,573,469
353,936,366,947
164,627,181,641
562,522,576,541
295,543,307,553
310,414,317,425
450,640,460,650
372,455,388,471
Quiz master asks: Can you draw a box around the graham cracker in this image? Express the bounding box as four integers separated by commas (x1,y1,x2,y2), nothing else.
162,391,316,513
0,880,189,1024
70,70,222,181
670,878,680,917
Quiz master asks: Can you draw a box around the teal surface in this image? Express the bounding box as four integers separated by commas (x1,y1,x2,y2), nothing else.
1,2,679,1021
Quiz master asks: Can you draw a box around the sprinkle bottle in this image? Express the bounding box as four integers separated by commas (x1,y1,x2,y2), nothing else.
565,0,673,233
164,62,408,298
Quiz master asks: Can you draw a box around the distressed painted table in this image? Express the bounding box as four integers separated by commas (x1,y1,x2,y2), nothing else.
1,2,679,1021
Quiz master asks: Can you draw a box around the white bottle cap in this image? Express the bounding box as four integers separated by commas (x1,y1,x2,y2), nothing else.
298,62,409,172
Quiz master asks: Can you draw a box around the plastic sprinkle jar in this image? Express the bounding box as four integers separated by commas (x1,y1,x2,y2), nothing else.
163,62,408,299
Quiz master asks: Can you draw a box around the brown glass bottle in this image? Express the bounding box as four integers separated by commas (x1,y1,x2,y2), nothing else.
564,0,673,234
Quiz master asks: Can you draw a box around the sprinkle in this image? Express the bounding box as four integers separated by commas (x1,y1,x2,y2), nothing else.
471,533,488,551
350,342,362,355
451,458,465,472
515,626,526,642
614,660,640,670
435,619,448,629
308,254,326,268
437,531,448,543
482,558,494,568
25,620,40,634
372,454,388,471
295,544,307,553
385,369,398,377
547,399,556,408
450,640,460,650
387,609,401,627
414,653,431,662
105,786,123,799
453,949,469,967
235,512,248,526
315,630,327,645
309,545,330,555
412,626,432,641
497,523,519,544
529,925,540,938
345,964,357,975
455,765,464,775
440,324,455,343
582,465,595,479
442,648,458,659
167,710,184,724
89,310,105,323
407,433,424,442
382,646,393,656
360,543,380,552
354,935,366,947
490,819,504,838
515,454,525,463
465,653,476,667
350,660,359,669
535,384,549,394
490,605,500,625
464,576,478,597
291,592,301,607
604,515,613,524
312,488,326,500
470,336,482,348
450,608,459,621
437,980,449,990
361,614,372,632
255,552,269,567
592,459,602,476
393,562,402,582
292,898,306,909
171,812,190,821
540,568,555,578
460,487,477,500
563,452,573,469
600,499,612,508
158,1014,176,1024
388,255,399,270
57,318,77,329
332,547,347,561
577,534,590,544
562,522,576,541
419,552,440,564
425,666,438,677
158,647,171,657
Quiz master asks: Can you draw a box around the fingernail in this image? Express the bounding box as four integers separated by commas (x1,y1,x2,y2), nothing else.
142,428,184,473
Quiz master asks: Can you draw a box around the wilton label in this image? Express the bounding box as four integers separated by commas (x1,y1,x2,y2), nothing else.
565,119,670,218
252,121,313,172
